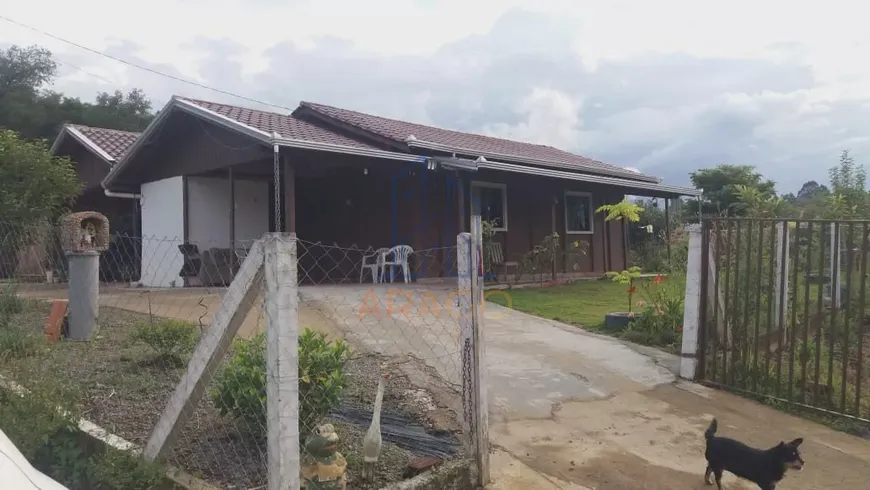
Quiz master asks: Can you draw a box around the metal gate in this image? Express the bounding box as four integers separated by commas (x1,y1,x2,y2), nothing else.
697,218,869,423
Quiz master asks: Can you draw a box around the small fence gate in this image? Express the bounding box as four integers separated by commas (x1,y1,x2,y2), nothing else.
697,217,869,423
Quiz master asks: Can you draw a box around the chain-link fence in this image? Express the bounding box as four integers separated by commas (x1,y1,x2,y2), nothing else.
291,238,466,488
0,220,485,489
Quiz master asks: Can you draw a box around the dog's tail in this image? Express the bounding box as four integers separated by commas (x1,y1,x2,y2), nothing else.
704,418,718,441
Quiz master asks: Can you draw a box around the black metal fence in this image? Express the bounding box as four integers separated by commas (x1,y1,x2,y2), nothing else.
698,218,869,423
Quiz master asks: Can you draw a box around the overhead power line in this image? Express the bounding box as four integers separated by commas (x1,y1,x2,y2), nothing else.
0,14,294,111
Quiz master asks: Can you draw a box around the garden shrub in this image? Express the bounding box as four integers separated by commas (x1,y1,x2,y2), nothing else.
625,274,684,348
0,380,80,461
211,328,351,437
0,374,164,489
0,328,40,360
132,319,199,364
89,445,165,489
0,283,24,326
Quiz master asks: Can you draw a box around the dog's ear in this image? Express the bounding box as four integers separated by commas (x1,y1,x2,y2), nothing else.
787,438,804,448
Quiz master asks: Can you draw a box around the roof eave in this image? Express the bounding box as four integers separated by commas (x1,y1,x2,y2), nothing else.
50,124,116,165
102,97,273,190
48,126,68,156
406,139,661,184
272,136,426,163
476,160,700,197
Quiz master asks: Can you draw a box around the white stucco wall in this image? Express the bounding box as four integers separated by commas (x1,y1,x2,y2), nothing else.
140,176,184,287
232,179,270,245
187,177,231,248
187,176,269,248
138,176,268,287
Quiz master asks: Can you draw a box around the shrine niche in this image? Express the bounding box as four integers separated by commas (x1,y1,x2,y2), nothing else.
60,211,110,253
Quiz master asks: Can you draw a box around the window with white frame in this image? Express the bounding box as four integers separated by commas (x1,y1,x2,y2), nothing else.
471,182,508,231
564,191,593,234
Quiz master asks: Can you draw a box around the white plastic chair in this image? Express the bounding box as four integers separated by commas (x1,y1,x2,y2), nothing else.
360,247,390,283
382,245,414,283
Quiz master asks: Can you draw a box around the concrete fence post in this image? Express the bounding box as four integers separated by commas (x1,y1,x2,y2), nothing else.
458,215,490,486
680,224,702,380
263,233,300,490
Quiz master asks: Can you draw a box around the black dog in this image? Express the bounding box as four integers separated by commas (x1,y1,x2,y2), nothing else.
703,418,804,489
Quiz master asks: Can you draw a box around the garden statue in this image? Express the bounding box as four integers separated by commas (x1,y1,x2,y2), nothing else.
301,423,347,490
362,374,390,483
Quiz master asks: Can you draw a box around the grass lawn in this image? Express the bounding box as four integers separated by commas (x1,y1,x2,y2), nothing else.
486,274,686,328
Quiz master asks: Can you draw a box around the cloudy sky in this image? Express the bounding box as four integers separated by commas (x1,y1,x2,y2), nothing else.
3,0,870,192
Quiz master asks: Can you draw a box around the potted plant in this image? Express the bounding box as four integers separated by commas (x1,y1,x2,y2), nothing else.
603,266,643,330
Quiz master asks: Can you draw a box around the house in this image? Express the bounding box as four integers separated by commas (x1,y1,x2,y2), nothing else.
99,96,699,287
49,124,142,281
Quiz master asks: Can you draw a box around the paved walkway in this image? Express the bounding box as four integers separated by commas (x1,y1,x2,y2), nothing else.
482,305,870,489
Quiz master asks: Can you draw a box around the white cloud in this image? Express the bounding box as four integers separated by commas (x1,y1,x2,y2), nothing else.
483,88,584,149
4,0,870,192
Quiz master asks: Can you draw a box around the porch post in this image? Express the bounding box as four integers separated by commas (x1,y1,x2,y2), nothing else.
665,198,672,268
551,195,557,279
457,171,467,233
283,155,296,233
229,167,236,249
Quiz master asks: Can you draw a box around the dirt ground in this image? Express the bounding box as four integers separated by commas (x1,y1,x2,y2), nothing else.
18,284,870,489
2,298,459,489
17,284,275,339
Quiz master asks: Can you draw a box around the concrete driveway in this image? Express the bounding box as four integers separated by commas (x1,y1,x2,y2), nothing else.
482,304,870,490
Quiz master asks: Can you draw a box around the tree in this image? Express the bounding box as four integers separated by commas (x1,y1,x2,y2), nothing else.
685,164,776,218
797,180,829,199
782,180,830,218
733,184,786,218
0,129,81,228
0,44,154,142
0,45,56,100
84,89,153,132
827,149,868,219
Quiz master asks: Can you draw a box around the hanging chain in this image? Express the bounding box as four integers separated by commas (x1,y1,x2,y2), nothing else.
273,143,282,233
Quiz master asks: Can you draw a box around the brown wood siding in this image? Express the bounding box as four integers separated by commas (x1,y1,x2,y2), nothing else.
463,169,626,275
122,112,272,186
124,125,636,281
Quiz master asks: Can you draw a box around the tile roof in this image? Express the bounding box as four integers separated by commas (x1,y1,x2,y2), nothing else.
298,101,657,182
179,98,389,151
178,97,655,182
68,125,140,161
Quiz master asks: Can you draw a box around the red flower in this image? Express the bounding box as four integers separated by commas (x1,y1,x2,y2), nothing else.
676,326,683,333
627,286,637,295
653,274,665,285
